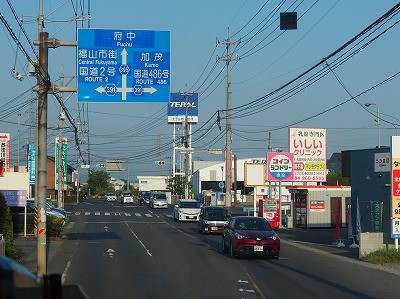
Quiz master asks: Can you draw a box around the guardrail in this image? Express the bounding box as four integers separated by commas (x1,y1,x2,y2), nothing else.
0,234,5,256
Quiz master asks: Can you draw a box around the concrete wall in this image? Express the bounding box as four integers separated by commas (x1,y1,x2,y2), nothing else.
358,232,399,257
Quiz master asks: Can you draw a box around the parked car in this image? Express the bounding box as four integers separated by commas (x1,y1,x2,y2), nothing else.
121,191,134,203
26,202,67,225
27,198,67,221
222,216,280,259
138,191,151,205
104,193,117,202
198,206,229,234
173,199,201,222
149,191,168,209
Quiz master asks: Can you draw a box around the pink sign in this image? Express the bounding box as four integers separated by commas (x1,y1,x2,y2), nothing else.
267,152,294,181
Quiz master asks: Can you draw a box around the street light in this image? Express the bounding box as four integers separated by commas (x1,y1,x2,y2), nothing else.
365,102,380,148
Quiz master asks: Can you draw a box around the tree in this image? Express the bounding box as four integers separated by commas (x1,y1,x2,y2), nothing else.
0,192,20,261
86,169,112,196
167,175,192,197
326,172,351,186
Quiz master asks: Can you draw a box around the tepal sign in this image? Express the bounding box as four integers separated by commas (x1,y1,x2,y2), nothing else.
168,93,198,123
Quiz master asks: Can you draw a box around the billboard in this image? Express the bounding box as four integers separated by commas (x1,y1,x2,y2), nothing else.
28,143,36,185
55,138,68,190
244,162,266,187
289,127,326,182
267,152,294,181
2,190,27,207
391,136,400,238
168,93,198,123
0,134,10,172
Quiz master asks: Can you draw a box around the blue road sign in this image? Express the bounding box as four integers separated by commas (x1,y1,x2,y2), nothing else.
77,29,170,102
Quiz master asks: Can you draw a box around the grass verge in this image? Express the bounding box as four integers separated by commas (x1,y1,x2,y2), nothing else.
361,249,400,264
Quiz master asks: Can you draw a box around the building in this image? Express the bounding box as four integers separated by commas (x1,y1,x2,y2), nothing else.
46,156,76,199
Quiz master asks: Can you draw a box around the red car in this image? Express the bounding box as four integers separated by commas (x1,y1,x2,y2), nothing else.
138,191,151,205
222,216,280,259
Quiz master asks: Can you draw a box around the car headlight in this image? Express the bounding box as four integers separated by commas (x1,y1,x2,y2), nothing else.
204,220,211,225
268,235,279,240
234,232,249,239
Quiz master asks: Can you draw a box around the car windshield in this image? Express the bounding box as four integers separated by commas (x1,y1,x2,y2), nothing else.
205,209,228,220
106,193,115,196
140,191,151,197
179,201,200,208
153,193,166,199
234,218,272,231
122,192,132,196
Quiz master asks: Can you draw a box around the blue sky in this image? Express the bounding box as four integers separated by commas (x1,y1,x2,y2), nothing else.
1,1,400,180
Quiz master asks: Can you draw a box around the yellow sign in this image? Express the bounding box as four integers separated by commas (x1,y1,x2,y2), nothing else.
305,162,325,171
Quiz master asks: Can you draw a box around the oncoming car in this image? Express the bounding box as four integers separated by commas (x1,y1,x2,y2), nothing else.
121,191,134,204
198,206,229,234
149,191,168,209
104,193,117,202
138,191,151,205
173,199,201,222
222,216,280,259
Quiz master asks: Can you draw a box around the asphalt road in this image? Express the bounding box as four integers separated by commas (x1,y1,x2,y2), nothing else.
45,200,400,299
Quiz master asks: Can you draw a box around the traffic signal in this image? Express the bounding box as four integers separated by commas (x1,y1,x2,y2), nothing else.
155,161,165,165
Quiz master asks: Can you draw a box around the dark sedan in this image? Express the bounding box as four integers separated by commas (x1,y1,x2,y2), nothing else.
222,216,280,259
198,206,229,234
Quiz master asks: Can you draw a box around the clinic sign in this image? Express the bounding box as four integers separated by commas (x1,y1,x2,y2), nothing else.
0,134,10,172
289,127,326,182
168,93,198,123
77,29,170,102
267,152,294,181
391,136,400,238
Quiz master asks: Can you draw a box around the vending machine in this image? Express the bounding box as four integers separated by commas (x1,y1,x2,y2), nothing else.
259,197,280,229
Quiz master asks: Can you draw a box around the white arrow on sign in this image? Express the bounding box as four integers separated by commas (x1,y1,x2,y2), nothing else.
95,86,105,94
142,87,157,94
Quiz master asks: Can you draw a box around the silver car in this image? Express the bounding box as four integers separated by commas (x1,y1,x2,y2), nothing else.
150,191,168,209
105,193,117,202
174,199,201,222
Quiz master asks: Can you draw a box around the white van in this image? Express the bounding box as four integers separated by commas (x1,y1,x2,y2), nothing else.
121,191,134,203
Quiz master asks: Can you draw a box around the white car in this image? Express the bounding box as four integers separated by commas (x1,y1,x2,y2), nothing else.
121,191,134,203
174,199,201,222
105,193,117,202
149,191,168,209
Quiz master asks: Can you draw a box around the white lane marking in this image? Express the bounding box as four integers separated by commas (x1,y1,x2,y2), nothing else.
238,280,249,283
105,212,110,216
125,213,131,216
166,214,173,218
114,212,121,216
84,212,90,215
135,213,141,217
62,260,71,284
239,288,255,293
95,212,100,216
125,223,152,257
75,212,81,215
145,214,152,218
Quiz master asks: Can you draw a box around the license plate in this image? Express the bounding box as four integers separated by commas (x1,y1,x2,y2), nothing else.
210,226,218,231
254,245,263,252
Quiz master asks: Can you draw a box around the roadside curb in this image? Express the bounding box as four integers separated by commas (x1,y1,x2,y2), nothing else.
281,239,400,276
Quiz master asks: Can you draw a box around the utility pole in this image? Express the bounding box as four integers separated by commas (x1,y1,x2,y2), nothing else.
217,27,240,207
184,91,190,198
36,30,49,276
57,73,65,209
